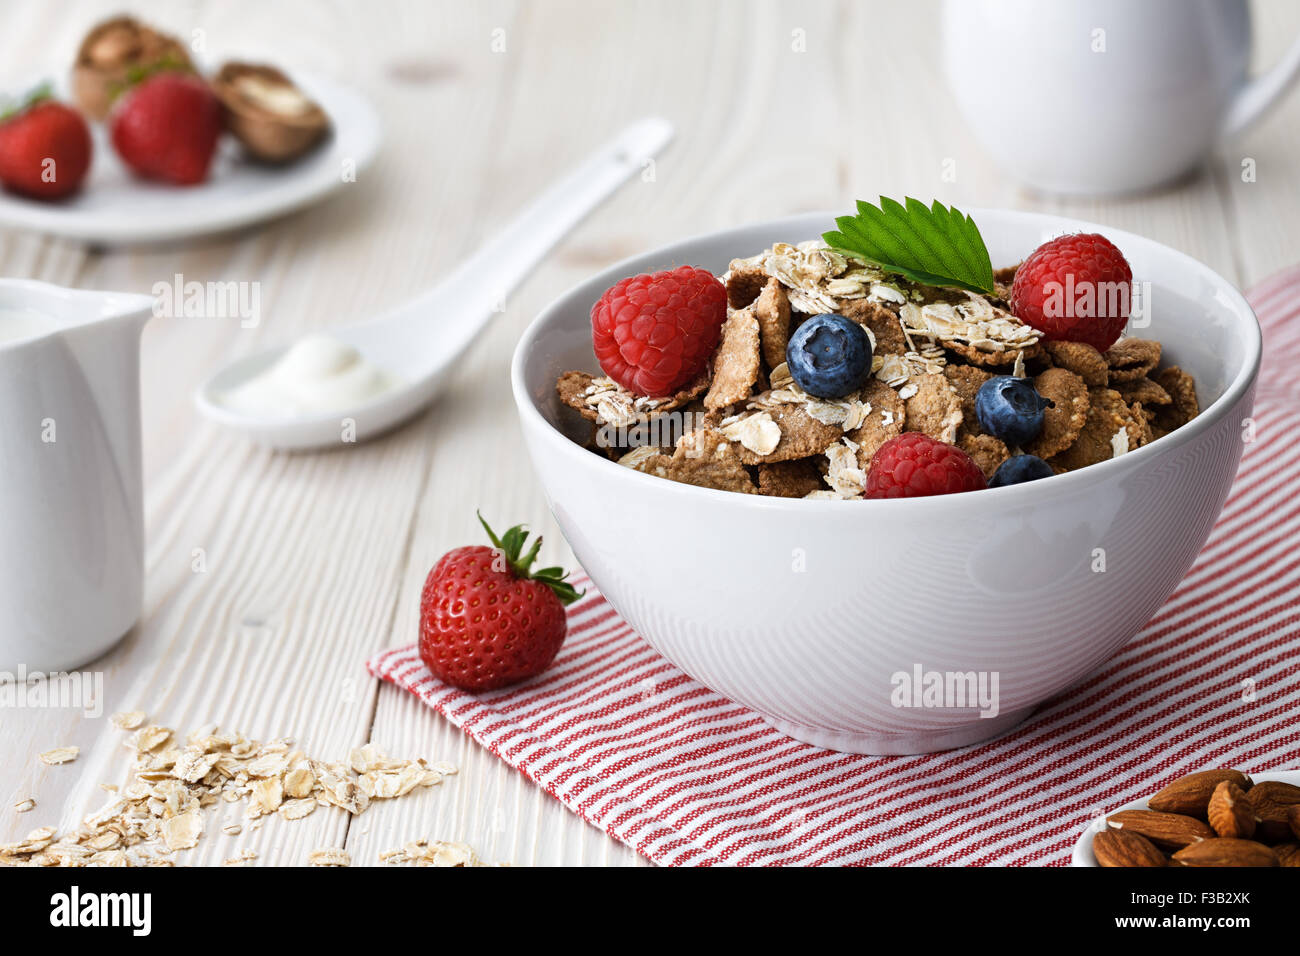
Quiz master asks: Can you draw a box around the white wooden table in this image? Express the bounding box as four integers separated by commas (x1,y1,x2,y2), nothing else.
3,0,1299,867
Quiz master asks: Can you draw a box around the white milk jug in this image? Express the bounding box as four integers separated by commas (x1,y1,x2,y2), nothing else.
0,280,154,672
942,0,1300,193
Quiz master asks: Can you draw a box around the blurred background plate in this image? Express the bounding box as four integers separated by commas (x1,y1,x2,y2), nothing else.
0,71,380,245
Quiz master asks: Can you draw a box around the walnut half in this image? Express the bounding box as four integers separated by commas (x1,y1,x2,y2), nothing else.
212,62,330,163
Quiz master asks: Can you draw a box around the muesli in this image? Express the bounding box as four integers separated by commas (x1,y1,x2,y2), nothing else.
557,199,1197,499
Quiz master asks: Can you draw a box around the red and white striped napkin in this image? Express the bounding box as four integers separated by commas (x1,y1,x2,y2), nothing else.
368,269,1300,866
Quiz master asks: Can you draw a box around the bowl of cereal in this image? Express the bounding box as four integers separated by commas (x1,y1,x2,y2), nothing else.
510,207,1261,754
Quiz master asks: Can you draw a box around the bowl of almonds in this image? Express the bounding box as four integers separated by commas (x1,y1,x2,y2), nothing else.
1073,769,1300,866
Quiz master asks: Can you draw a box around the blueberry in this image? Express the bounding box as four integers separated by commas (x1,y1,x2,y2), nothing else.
974,375,1053,447
989,454,1056,487
785,314,873,399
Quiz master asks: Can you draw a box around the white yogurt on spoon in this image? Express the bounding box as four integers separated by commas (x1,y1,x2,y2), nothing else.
218,334,400,418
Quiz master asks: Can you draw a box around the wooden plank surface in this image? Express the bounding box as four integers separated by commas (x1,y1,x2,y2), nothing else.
2,0,1298,866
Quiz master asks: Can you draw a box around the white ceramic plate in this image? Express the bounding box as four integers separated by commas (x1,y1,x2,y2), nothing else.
0,72,380,244
1071,769,1300,866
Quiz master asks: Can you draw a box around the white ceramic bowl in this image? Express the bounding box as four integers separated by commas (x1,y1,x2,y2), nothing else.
511,210,1262,755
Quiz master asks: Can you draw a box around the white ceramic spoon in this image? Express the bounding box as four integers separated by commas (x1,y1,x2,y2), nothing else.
1071,768,1300,866
195,117,673,450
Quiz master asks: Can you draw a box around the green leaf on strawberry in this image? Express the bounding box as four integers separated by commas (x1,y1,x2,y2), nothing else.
108,54,195,108
0,82,54,122
477,512,583,606
822,197,996,295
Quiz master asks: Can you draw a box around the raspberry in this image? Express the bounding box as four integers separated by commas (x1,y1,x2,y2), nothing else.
1009,233,1133,352
591,266,727,397
865,433,987,499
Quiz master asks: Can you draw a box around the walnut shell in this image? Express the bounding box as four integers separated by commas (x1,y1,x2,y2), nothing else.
71,16,194,120
212,62,329,163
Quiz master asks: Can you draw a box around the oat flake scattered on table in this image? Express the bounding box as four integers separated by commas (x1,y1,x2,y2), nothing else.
309,847,351,867
110,711,146,731
38,746,79,766
380,839,491,867
1,715,460,868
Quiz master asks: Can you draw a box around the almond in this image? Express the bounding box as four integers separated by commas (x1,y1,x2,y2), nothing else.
1147,769,1253,817
1289,805,1300,841
1245,780,1300,841
1106,809,1215,850
1092,828,1167,867
1246,780,1300,819
1275,843,1300,867
1256,821,1293,843
1172,838,1278,867
1206,780,1256,839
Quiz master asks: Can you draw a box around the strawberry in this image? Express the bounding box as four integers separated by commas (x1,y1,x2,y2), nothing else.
110,72,221,185
0,95,92,200
418,515,582,692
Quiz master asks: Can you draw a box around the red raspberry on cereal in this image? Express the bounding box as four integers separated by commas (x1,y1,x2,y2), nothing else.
591,266,727,397
865,433,987,499
1010,233,1133,352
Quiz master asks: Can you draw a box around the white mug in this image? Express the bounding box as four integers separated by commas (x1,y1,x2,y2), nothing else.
0,280,154,673
942,0,1300,194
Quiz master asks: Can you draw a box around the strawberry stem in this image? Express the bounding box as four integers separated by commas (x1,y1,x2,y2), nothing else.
0,82,54,122
106,55,195,108
477,512,583,606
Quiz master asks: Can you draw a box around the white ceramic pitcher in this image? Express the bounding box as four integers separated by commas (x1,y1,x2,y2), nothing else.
942,0,1300,194
0,280,154,673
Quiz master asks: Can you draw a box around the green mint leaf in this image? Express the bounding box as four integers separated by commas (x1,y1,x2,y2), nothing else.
822,197,995,295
